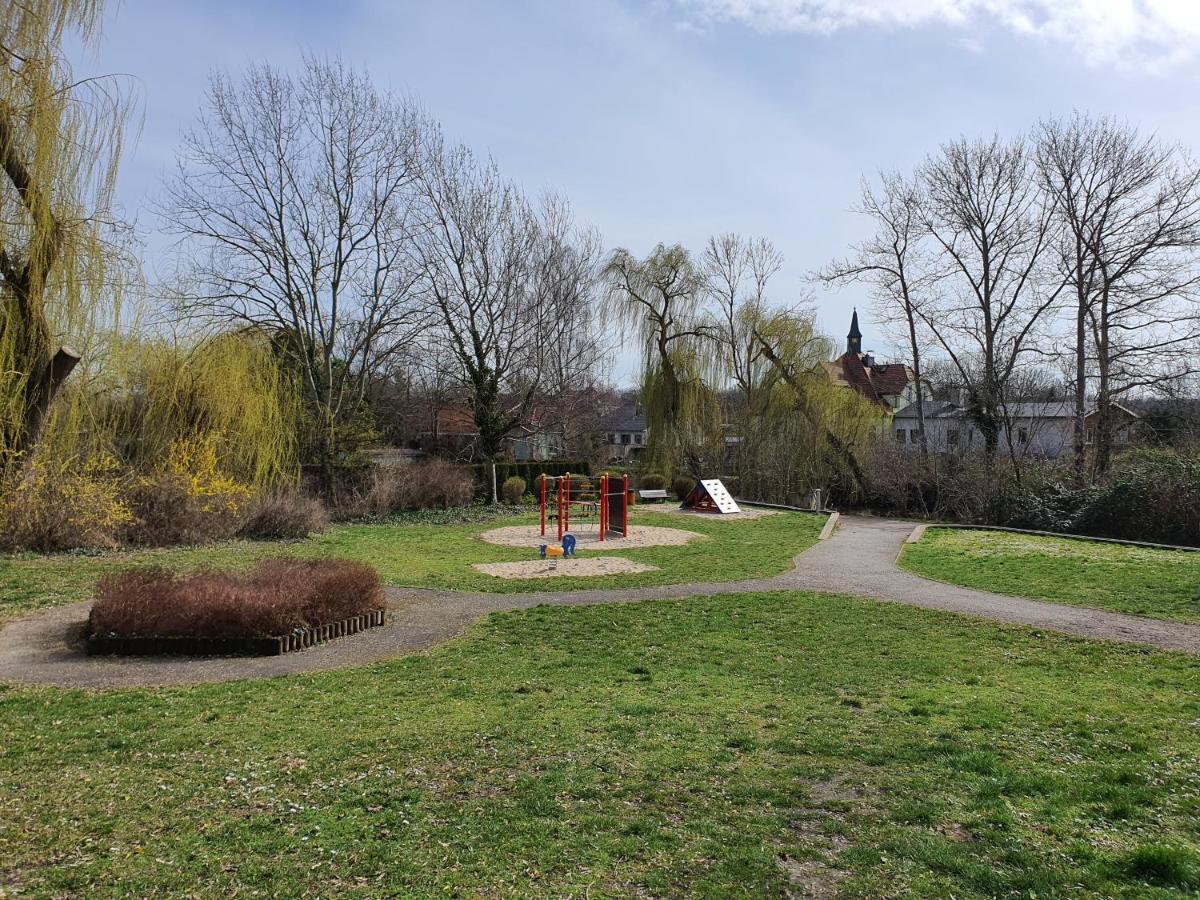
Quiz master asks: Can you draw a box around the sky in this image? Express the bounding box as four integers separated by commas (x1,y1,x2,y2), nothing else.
70,0,1200,384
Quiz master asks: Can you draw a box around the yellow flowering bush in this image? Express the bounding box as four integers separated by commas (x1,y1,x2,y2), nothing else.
0,454,134,551
124,435,254,546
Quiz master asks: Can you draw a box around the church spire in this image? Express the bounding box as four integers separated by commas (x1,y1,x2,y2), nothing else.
847,308,862,355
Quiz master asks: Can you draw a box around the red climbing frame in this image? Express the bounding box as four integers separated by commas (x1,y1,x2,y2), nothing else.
540,472,628,541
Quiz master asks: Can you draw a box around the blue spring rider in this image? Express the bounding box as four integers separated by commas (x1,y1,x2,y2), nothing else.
539,533,577,561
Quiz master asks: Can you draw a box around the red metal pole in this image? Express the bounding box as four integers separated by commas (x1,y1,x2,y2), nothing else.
599,473,607,541
622,474,629,537
539,473,546,536
559,473,567,541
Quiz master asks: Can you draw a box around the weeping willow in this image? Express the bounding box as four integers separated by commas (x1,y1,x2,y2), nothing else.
602,244,723,474
0,0,137,469
716,306,881,503
1,2,299,505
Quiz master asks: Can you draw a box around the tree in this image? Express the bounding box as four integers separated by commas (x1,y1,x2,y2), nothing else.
700,232,783,409
917,135,1064,459
412,136,598,499
161,56,428,484
0,0,132,467
602,244,720,474
1037,114,1200,476
820,172,933,458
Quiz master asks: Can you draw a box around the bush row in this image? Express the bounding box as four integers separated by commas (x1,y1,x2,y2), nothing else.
864,445,1200,547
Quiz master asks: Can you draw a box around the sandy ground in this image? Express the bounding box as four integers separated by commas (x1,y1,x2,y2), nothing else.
636,503,779,521
472,557,659,579
479,523,702,550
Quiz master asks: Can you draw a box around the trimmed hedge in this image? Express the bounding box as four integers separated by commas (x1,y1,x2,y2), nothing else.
466,461,592,500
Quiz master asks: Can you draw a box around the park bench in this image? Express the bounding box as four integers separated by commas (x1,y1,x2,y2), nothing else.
638,489,669,503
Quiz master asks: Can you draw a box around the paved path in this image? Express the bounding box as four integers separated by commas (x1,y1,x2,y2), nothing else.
3,515,1198,689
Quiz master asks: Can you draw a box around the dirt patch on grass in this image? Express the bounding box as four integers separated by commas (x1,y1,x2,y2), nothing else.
479,524,702,550
776,855,847,898
638,504,779,521
472,558,659,579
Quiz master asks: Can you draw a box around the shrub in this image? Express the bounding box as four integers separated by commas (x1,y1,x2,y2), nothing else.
672,475,694,501
639,472,667,491
1072,448,1200,546
0,454,134,551
89,558,385,639
501,475,527,504
239,490,329,539
123,436,253,546
464,460,591,501
347,459,475,518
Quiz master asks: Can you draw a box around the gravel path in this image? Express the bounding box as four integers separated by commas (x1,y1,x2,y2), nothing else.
4,514,1198,689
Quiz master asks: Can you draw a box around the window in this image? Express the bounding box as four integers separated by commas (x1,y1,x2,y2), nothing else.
896,429,906,444
947,428,959,447
621,433,631,445
634,432,643,445
1018,427,1029,446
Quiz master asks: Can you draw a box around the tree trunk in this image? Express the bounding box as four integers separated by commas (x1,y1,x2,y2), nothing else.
12,345,81,462
1073,271,1088,485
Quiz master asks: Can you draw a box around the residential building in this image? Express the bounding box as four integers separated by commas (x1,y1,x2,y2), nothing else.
824,309,922,410
892,400,1141,457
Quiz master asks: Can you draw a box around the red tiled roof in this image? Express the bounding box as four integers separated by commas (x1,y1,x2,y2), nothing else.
827,353,914,408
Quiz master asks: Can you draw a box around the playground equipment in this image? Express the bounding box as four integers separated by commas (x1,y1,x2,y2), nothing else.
538,534,577,559
680,478,741,514
539,472,629,541
539,533,577,570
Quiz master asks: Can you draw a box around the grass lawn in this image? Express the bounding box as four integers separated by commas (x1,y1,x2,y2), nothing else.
2,592,1199,897
901,528,1200,624
0,507,824,625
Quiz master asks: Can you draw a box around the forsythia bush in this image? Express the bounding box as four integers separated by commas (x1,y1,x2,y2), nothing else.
0,436,257,551
124,435,253,546
0,454,135,551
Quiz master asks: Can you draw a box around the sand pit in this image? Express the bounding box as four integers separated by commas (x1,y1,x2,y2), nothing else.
479,523,702,550
637,503,779,521
473,557,659,579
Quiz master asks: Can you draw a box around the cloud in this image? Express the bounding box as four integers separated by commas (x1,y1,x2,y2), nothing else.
672,0,1200,70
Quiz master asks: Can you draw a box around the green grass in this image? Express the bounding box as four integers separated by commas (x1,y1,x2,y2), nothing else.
900,528,1200,623
2,592,1199,897
0,507,823,624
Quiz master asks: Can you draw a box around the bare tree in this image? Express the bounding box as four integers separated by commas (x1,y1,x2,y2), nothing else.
161,56,428,484
1037,114,1200,476
917,135,1065,459
412,135,598,499
819,172,934,457
700,233,784,408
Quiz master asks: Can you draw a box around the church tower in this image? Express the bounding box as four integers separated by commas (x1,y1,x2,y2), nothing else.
846,308,863,355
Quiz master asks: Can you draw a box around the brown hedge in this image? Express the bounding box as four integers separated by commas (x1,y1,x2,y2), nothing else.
88,558,385,639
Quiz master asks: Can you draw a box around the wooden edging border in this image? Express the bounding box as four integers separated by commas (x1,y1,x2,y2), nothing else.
905,522,1200,553
86,609,387,658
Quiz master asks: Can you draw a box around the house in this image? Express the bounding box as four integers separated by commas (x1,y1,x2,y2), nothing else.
602,398,647,460
892,399,1141,457
824,310,922,410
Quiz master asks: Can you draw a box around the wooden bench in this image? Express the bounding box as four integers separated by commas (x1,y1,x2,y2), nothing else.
638,489,669,502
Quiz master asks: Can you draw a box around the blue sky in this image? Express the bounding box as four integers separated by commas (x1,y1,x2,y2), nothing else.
72,0,1200,383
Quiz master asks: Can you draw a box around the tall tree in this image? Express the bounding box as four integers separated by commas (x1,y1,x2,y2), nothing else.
602,243,720,474
917,135,1064,458
700,232,783,409
162,56,428,483
0,0,131,466
412,136,598,498
1037,114,1200,476
820,172,933,458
